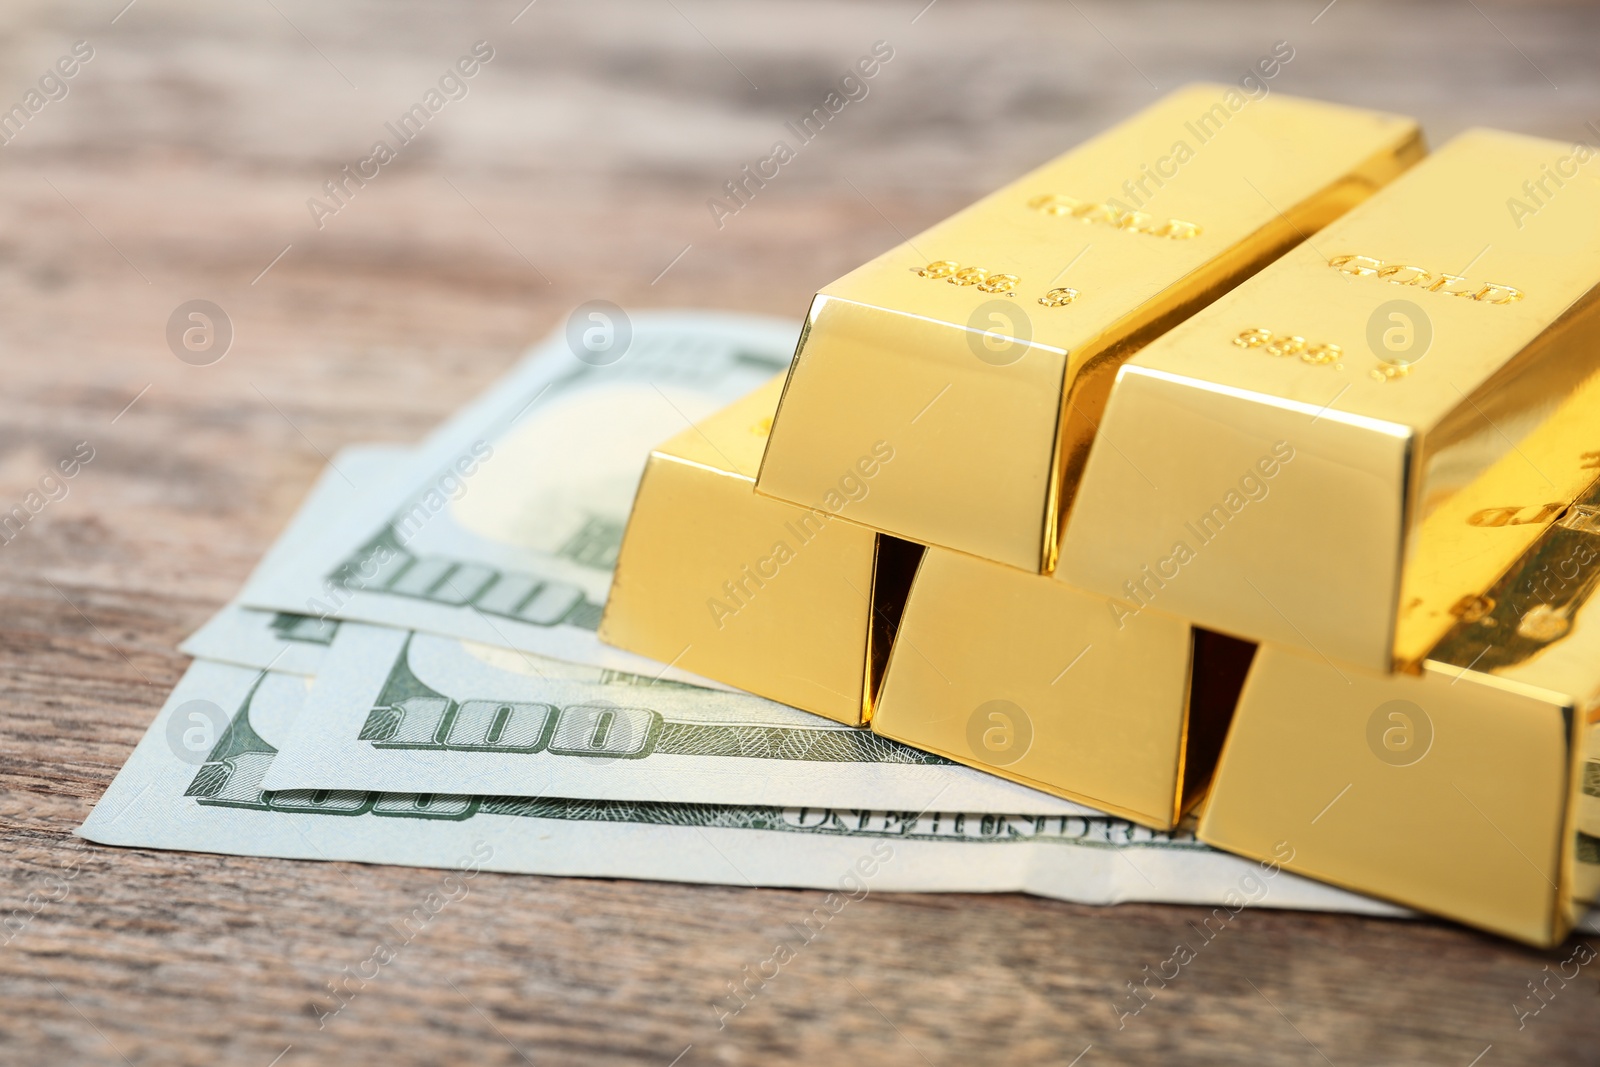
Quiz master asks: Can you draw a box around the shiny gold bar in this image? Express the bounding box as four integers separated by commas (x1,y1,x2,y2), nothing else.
1062,129,1600,672
1199,487,1600,946
754,85,1422,573
869,545,1255,829
598,376,920,726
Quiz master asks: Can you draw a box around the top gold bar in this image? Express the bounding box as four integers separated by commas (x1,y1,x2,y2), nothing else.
753,84,1423,572
1061,129,1600,672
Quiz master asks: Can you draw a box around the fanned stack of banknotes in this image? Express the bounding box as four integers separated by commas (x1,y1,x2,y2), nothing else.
84,84,1600,944
82,311,1392,917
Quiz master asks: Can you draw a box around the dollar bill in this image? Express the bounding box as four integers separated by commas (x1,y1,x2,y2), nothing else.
259,620,1108,815
79,658,1413,919
235,312,800,686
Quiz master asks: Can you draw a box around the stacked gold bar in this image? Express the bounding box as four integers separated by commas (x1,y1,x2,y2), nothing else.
1062,130,1600,673
597,375,917,725
1198,535,1600,946
601,85,1600,944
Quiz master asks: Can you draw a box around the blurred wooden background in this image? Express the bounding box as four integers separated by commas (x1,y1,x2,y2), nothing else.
2,1,1599,1064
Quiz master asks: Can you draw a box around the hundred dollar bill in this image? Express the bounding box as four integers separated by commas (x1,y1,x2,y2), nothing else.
260,621,1105,815
236,312,800,685
79,658,1418,920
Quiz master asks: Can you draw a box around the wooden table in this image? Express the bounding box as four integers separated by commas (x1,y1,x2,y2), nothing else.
3,1,1598,1063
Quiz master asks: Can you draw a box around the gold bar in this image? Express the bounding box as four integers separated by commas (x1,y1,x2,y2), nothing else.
1198,489,1600,946
869,545,1255,829
754,85,1422,573
1062,129,1600,672
598,376,920,726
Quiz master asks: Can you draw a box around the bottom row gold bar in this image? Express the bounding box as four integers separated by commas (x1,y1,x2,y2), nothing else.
602,377,1599,946
1200,645,1597,948
870,548,1253,830
1201,497,1600,947
600,377,880,725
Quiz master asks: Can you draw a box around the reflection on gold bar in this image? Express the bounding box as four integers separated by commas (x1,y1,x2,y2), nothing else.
755,85,1422,573
599,376,921,727
1199,488,1600,946
869,546,1255,829
1063,130,1600,672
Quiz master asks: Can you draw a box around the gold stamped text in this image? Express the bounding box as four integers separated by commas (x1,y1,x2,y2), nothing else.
1028,194,1201,240
1327,255,1523,304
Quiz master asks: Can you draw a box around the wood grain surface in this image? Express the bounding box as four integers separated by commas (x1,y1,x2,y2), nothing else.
3,1,1599,1063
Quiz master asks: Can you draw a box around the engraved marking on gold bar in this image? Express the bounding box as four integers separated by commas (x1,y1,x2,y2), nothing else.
1232,327,1343,366
1327,253,1525,303
1027,193,1202,239
910,261,1020,295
